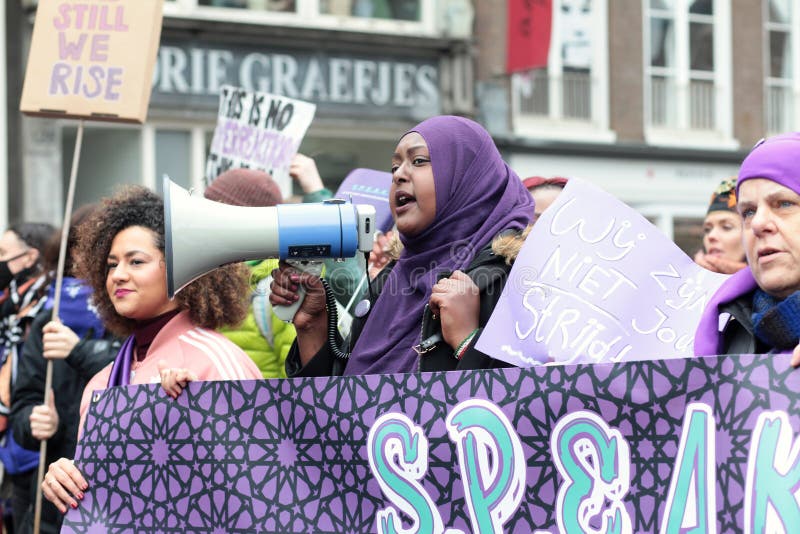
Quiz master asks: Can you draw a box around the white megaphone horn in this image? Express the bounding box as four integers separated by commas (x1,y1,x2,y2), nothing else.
163,177,376,312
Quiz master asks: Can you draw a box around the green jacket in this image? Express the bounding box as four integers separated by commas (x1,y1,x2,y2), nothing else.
220,259,296,379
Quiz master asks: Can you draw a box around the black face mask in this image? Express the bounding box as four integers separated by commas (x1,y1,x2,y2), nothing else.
0,251,30,292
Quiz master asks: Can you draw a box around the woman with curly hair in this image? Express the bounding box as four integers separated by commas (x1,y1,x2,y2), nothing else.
41,185,260,514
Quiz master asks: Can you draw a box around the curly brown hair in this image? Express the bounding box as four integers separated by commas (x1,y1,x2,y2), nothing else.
73,185,249,337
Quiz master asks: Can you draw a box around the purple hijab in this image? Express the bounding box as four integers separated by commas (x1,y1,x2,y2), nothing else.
344,116,534,375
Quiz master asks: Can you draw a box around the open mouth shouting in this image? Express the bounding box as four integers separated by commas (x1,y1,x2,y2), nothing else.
394,190,416,214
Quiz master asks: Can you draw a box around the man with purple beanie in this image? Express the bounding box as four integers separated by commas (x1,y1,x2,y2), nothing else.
694,133,800,364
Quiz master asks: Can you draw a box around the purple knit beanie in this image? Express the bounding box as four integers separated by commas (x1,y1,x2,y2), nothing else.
737,132,800,196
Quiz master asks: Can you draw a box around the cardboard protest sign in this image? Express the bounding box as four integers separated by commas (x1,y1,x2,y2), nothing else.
20,0,164,123
63,354,800,533
205,85,317,196
335,168,394,233
477,178,729,366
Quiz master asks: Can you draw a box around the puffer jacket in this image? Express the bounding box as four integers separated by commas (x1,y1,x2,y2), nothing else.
219,260,297,378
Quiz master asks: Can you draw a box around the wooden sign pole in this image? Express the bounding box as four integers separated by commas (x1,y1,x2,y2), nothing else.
33,120,84,534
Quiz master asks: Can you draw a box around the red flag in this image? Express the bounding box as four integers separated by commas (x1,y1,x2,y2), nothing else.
507,0,553,74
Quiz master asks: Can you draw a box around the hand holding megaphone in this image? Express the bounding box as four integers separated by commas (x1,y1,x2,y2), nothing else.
270,261,328,328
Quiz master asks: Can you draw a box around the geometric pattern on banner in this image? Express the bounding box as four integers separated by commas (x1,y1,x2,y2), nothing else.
62,353,800,533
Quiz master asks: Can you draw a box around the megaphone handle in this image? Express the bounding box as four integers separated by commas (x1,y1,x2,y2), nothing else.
273,286,306,323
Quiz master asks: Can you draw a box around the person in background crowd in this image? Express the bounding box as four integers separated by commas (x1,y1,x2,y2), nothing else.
522,176,568,223
272,115,534,376
42,186,261,514
9,205,120,534
289,153,333,204
694,133,800,361
0,222,53,532
694,177,747,275
368,228,398,280
203,168,297,379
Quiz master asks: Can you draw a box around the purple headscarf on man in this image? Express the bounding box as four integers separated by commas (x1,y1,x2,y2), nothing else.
344,115,534,375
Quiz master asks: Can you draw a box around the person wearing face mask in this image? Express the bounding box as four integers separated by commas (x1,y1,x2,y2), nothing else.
271,115,534,376
0,222,54,531
693,177,747,275
7,206,120,534
695,133,800,359
0,223,55,426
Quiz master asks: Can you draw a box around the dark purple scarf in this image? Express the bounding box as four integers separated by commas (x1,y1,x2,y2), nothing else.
107,335,136,387
344,116,534,375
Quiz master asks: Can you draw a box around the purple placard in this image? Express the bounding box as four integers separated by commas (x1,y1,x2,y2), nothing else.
62,354,800,533
477,178,729,366
335,168,394,234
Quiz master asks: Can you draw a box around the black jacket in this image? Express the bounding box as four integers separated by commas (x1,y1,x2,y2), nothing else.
286,244,514,377
10,309,120,462
718,291,771,354
8,307,120,533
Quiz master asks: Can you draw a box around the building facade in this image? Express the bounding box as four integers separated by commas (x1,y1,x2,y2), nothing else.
5,0,475,225
475,0,794,254
4,0,798,258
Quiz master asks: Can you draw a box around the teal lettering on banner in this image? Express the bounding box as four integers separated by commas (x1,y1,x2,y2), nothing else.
368,413,443,534
660,403,716,534
447,400,525,534
745,411,800,533
552,411,632,534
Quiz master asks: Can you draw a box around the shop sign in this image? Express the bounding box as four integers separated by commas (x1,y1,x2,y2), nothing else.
150,41,440,120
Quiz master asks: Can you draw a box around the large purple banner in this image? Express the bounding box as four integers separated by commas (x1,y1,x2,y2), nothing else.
63,354,800,533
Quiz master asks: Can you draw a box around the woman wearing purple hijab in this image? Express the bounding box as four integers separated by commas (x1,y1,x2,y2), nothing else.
271,116,534,375
694,132,800,364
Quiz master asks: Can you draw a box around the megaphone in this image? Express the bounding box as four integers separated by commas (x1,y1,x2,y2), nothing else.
163,178,376,310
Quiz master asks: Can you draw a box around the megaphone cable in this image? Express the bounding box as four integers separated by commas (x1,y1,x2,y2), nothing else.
322,278,349,361
323,252,374,361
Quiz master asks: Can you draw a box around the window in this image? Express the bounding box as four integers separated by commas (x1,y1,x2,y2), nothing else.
61,126,142,207
320,0,420,21
194,0,422,18
645,0,733,142
512,0,614,143
672,215,704,256
197,0,295,13
164,0,436,35
155,130,193,193
764,0,797,134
